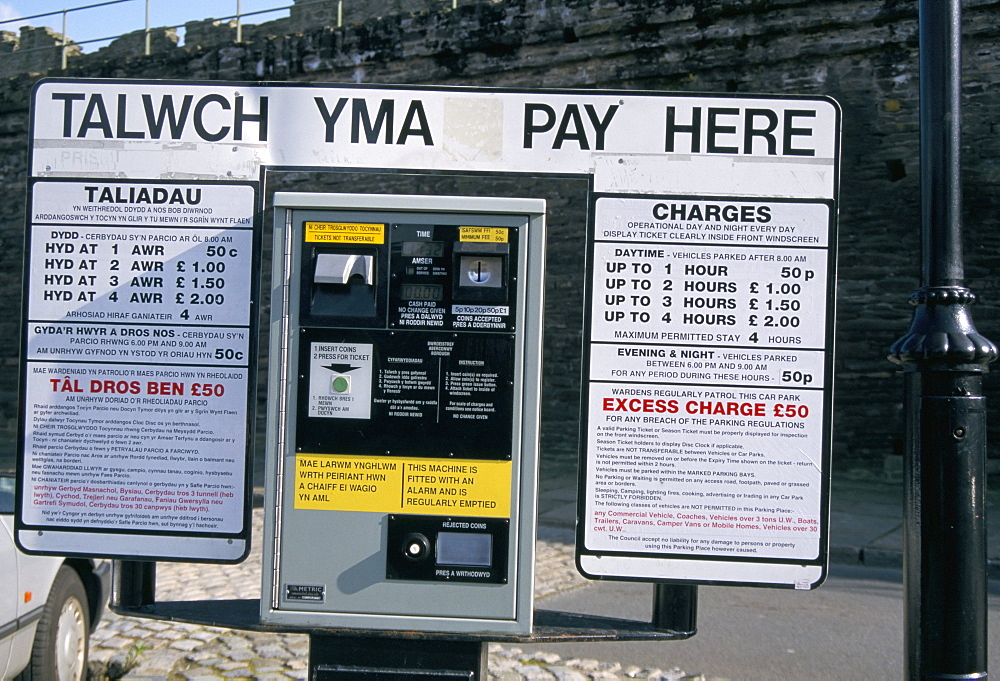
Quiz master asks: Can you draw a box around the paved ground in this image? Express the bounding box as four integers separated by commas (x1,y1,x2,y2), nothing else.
88,509,688,680
86,473,1000,680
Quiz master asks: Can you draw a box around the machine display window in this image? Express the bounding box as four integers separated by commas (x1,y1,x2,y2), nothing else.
400,283,444,301
401,241,446,258
436,532,493,567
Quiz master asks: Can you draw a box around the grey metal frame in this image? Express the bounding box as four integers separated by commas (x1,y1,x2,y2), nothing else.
261,192,545,636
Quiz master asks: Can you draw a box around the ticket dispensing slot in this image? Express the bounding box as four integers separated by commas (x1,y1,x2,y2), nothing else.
314,252,374,286
263,193,545,637
308,248,377,317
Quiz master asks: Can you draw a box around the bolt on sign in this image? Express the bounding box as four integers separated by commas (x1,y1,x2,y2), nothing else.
18,79,839,570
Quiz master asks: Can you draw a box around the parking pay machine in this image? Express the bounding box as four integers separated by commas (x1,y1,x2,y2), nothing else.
262,193,545,636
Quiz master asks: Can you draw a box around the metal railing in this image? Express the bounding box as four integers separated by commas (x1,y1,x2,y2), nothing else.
0,0,458,69
1,0,292,68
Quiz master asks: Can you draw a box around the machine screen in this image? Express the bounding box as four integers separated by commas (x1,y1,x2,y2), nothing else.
401,241,446,257
400,283,444,301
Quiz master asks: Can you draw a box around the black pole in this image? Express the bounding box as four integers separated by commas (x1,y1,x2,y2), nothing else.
652,583,697,637
888,1,996,678
111,560,156,609
308,635,487,680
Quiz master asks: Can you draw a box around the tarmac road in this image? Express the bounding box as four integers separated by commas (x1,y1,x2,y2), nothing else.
518,564,1000,680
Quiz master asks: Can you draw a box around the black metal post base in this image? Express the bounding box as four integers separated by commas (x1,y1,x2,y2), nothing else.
652,584,697,637
309,635,487,681
112,560,156,609
903,371,988,679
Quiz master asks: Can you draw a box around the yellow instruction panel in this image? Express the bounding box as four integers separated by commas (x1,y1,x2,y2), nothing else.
459,226,509,243
294,454,512,518
305,222,385,243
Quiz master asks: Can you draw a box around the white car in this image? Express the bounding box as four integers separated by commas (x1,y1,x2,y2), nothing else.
0,472,110,681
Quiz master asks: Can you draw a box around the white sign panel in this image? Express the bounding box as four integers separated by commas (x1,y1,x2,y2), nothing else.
28,81,838,198
18,179,258,561
578,194,837,588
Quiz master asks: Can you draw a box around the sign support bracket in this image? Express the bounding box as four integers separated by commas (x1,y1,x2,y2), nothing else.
112,560,156,609
110,594,696,643
652,584,697,636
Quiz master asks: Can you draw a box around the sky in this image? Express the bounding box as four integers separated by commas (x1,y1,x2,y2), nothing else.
0,0,290,51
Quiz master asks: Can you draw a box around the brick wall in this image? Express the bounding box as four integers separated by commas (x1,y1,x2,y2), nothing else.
2,0,999,474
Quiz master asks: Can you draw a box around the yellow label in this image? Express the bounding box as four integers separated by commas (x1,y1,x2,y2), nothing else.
459,226,508,243
305,222,385,244
294,454,512,518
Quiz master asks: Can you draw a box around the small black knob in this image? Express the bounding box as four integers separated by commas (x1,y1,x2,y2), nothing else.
402,533,430,562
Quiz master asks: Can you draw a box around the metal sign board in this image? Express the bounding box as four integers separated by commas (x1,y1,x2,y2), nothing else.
18,177,260,561
20,79,839,569
578,198,838,584
26,80,838,197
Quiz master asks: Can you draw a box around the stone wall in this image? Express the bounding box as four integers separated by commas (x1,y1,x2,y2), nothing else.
0,25,81,74
2,0,1000,474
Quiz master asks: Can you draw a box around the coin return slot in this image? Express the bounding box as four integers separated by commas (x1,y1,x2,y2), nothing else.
437,532,492,567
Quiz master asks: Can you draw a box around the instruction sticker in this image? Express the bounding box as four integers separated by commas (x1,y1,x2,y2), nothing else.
293,454,512,518
459,227,508,243
305,222,385,244
308,342,373,419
